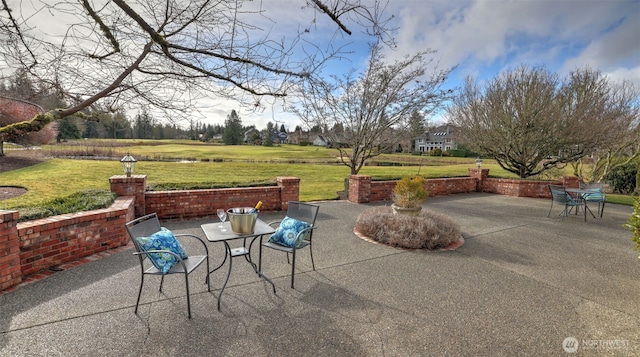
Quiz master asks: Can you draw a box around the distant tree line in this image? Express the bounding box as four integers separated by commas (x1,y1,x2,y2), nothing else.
0,70,258,144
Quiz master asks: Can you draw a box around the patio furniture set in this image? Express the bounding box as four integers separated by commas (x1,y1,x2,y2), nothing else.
125,201,319,318
547,183,606,221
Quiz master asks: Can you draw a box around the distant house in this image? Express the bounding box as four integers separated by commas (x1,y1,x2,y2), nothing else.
313,135,329,147
286,129,315,145
414,125,457,152
274,131,288,144
243,128,261,144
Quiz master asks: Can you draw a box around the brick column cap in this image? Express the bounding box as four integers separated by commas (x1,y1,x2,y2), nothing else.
276,176,300,182
109,174,147,182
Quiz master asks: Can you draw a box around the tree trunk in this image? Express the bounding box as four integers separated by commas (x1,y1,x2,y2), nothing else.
635,162,640,194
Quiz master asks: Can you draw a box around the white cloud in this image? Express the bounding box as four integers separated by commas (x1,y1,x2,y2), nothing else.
561,10,640,85
198,0,640,128
386,0,639,84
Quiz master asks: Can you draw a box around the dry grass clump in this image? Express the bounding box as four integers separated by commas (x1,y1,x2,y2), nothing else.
354,206,461,250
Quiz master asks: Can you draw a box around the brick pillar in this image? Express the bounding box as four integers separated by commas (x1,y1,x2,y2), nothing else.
277,176,300,211
468,168,490,192
110,175,147,217
0,210,22,291
349,175,371,203
561,176,580,188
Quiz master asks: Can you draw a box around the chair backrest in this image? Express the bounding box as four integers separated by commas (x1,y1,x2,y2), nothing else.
286,201,319,226
125,213,162,253
579,181,604,190
548,185,571,204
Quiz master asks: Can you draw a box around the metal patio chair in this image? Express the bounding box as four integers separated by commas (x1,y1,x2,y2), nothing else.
579,182,606,218
125,213,210,318
259,202,319,288
547,184,586,221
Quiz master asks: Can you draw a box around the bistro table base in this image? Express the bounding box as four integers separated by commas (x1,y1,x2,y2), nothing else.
565,188,597,221
202,220,276,311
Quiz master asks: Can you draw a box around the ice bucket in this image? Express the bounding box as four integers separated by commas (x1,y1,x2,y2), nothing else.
227,207,258,234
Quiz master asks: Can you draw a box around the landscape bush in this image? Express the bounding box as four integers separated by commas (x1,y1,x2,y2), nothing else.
354,206,461,250
625,197,640,259
147,180,277,191
16,190,117,222
605,162,637,194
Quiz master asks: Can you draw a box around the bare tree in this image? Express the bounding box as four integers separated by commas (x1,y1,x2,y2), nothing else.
292,44,453,174
447,65,639,178
0,0,394,143
584,80,640,182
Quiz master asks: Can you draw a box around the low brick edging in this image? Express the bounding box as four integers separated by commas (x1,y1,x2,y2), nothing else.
348,172,579,204
482,178,555,197
146,186,283,221
0,211,21,291
0,196,135,291
112,175,300,221
352,175,478,203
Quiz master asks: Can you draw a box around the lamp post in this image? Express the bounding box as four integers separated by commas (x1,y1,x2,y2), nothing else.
120,152,137,177
475,157,483,168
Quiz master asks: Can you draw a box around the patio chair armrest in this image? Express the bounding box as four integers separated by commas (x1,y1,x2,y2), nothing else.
293,226,316,244
267,220,283,228
134,249,182,259
174,233,210,255
133,249,188,272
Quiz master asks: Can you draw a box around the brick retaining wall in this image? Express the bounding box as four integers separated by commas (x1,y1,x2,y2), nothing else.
146,186,283,220
0,211,21,291
142,176,300,220
357,176,494,203
482,178,553,198
0,197,134,291
348,170,577,204
361,177,478,203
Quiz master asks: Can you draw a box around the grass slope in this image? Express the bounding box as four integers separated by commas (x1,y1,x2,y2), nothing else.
6,140,632,209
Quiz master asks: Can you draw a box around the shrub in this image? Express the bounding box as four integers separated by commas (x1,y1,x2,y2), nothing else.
392,176,428,208
448,149,471,157
354,206,461,250
17,190,117,222
147,180,277,191
625,197,640,259
605,162,637,194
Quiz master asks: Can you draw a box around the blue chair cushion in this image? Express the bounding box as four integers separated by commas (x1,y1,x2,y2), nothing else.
582,188,605,201
136,227,189,274
268,216,311,248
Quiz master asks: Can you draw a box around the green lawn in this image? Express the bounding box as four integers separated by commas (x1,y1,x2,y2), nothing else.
0,158,490,208
1,141,634,209
43,140,341,162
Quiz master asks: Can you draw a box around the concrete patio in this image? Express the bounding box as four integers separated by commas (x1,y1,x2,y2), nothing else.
0,193,638,356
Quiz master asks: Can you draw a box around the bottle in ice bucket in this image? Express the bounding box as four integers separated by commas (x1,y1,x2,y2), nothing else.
249,201,263,213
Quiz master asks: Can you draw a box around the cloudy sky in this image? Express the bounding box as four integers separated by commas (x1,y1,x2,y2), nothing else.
208,0,639,130
6,0,639,131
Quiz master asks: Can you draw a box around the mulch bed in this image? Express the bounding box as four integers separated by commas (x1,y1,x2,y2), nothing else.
0,150,46,201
